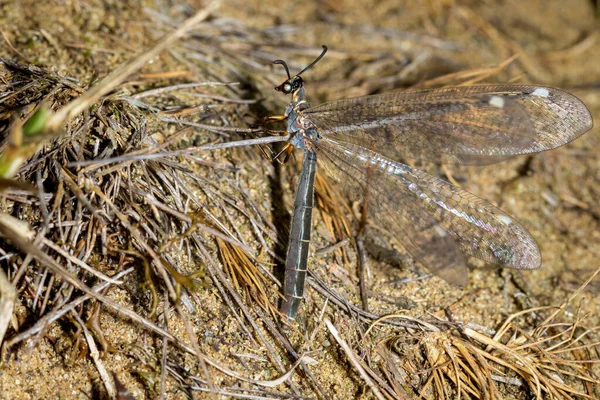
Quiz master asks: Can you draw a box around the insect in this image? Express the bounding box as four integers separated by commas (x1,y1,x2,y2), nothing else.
269,45,593,320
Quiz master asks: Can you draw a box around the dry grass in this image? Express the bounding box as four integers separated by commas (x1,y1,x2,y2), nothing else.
0,0,598,399
383,300,600,399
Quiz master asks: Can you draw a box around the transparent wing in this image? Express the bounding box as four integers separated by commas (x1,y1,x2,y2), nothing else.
315,137,541,284
305,85,593,164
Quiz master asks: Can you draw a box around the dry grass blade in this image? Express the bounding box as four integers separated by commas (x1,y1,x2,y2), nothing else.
325,319,389,400
0,216,30,349
66,135,287,169
1,1,598,398
0,266,16,348
71,311,116,398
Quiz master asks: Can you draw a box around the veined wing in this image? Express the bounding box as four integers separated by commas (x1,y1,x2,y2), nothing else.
304,85,593,164
315,137,541,284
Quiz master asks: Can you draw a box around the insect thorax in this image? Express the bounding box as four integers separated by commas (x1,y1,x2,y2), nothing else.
285,88,319,150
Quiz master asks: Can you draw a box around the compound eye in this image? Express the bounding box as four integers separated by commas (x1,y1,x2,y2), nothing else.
283,83,292,93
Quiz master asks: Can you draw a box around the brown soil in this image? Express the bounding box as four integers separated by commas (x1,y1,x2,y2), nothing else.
0,0,599,399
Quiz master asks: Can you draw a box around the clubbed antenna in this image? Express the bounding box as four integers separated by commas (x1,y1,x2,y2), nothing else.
271,45,328,78
271,59,291,79
297,45,328,77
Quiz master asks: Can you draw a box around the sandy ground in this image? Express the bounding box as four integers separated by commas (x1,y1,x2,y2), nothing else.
0,0,599,399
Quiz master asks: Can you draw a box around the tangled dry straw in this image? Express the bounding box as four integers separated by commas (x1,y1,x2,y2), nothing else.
0,2,598,399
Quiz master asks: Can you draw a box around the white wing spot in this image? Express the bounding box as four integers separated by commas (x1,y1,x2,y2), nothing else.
434,225,447,237
532,88,550,98
489,96,505,108
498,215,513,226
